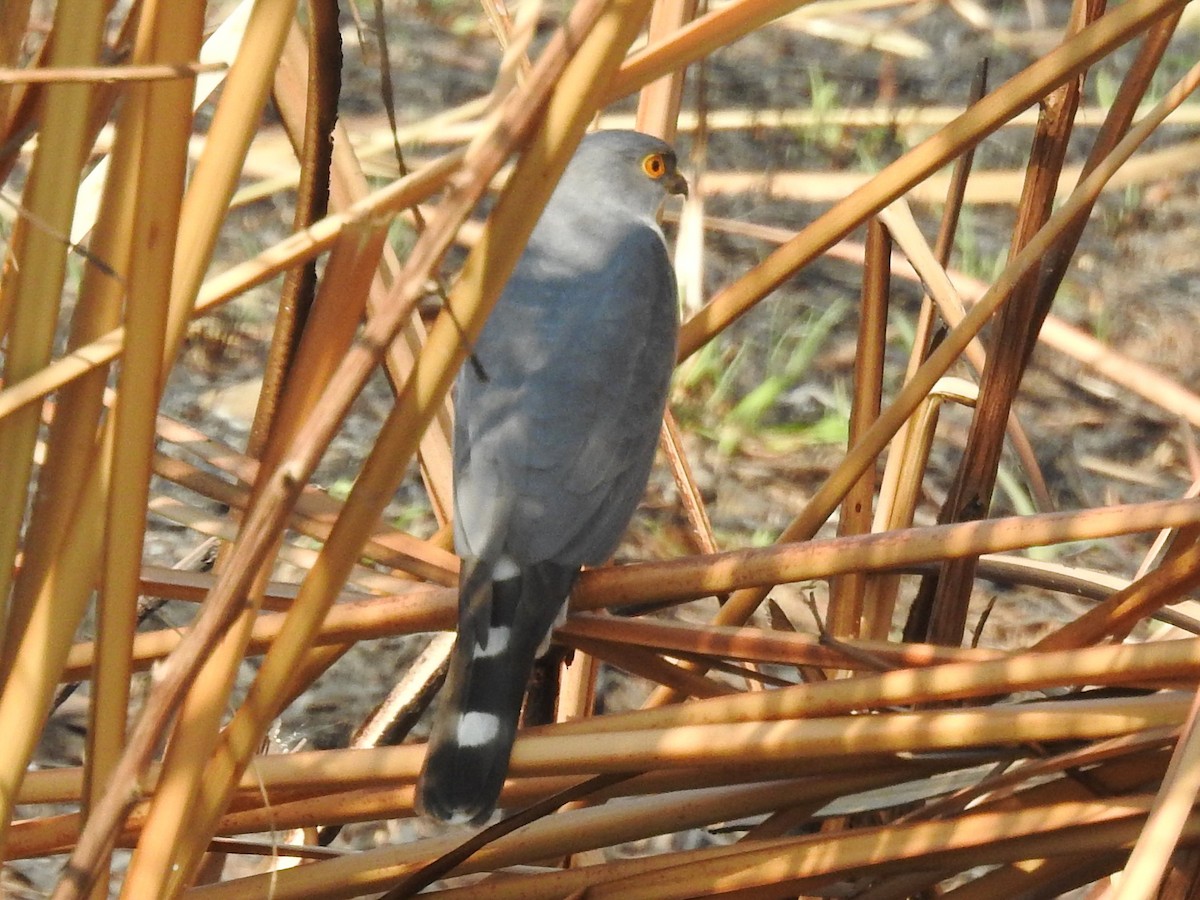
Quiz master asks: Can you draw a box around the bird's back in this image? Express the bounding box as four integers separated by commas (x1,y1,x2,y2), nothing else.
453,199,678,567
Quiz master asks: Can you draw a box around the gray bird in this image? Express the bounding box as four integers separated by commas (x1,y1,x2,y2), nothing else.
417,130,687,824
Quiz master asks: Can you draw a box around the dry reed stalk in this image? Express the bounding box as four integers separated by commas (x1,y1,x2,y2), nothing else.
915,0,1176,648
37,494,1200,695
876,200,1050,511
85,9,207,897
634,0,697,141
185,787,1190,897
659,147,1200,203
0,0,114,857
39,494,1200,696
148,448,456,583
826,217,888,640
272,22,456,526
316,102,1200,155
0,148,464,421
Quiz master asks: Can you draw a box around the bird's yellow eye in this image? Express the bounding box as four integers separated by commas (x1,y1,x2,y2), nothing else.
642,153,667,178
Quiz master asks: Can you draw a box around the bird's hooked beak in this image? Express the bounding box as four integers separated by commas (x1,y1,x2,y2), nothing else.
663,171,689,198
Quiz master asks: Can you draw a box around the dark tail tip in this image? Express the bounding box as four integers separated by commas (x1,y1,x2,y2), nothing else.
416,739,507,825
417,560,577,824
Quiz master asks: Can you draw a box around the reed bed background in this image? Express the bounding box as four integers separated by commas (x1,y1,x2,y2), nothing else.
4,0,1200,896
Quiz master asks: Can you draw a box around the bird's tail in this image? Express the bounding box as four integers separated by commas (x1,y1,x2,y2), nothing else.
416,559,576,824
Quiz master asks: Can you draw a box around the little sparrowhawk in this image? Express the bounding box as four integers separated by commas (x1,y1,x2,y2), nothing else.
417,130,687,824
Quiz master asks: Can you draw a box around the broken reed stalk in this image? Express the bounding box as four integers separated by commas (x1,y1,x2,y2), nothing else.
826,217,888,640
909,0,1098,644
914,0,1179,648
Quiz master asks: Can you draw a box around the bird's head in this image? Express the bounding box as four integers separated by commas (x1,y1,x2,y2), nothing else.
566,130,688,218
